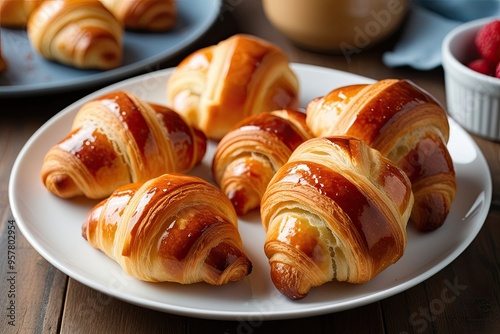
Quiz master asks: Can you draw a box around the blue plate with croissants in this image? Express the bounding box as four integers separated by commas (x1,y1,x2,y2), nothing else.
0,0,220,97
9,63,491,320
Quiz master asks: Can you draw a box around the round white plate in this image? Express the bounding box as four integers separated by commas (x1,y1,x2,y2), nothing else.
0,0,220,97
9,64,492,320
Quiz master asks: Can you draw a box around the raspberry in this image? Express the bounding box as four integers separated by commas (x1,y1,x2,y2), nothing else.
467,59,495,76
475,20,500,64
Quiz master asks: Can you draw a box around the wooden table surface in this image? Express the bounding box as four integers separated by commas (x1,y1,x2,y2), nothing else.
1,2,499,333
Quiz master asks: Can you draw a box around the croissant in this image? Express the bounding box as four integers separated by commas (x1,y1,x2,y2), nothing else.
99,0,176,31
260,136,414,300
82,173,252,285
41,90,207,199
166,34,300,140
306,79,456,232
0,0,43,27
27,0,123,70
212,109,313,215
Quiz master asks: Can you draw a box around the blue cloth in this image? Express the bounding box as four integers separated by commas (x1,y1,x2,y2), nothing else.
382,0,500,70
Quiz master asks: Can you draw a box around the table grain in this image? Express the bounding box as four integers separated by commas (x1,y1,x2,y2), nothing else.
1,1,499,333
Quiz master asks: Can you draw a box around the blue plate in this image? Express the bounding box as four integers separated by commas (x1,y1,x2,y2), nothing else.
0,0,221,97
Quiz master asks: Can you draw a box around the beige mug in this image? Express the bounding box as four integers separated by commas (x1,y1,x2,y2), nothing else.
262,0,409,54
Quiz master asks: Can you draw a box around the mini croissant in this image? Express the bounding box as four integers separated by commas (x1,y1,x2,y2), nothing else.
306,79,456,231
261,136,414,300
100,0,176,31
82,173,252,285
28,0,123,70
0,0,43,27
166,34,300,140
41,90,207,199
212,109,313,215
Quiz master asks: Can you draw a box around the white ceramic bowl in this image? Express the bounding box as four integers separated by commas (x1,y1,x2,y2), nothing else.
442,17,500,141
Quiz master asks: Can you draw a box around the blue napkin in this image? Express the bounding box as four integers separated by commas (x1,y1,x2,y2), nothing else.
382,0,500,70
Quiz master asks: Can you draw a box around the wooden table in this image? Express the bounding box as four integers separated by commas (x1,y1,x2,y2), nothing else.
1,2,499,333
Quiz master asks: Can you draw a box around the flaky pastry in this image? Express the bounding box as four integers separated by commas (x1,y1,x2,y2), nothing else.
100,0,176,31
166,34,300,140
261,136,414,300
306,79,456,231
212,109,313,215
28,0,123,70
82,173,252,285
41,90,207,199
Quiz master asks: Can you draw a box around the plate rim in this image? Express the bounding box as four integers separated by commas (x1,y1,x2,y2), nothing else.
8,63,493,320
0,0,221,97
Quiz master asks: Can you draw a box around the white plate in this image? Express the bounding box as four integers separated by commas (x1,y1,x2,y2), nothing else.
9,64,492,320
0,0,220,97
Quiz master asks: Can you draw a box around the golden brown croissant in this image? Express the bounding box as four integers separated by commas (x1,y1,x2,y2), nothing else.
0,0,43,27
82,173,252,285
306,79,456,232
100,0,176,31
212,109,313,215
166,34,300,140
260,136,414,300
41,90,207,199
27,0,123,70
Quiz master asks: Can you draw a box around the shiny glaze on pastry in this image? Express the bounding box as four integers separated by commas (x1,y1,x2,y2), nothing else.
83,173,252,285
28,0,123,70
306,79,456,231
166,34,300,140
212,109,313,215
100,0,176,31
41,90,206,199
261,136,413,300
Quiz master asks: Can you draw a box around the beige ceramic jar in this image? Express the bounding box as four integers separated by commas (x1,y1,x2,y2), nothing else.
262,0,409,54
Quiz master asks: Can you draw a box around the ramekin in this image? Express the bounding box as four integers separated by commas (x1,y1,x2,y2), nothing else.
442,17,500,141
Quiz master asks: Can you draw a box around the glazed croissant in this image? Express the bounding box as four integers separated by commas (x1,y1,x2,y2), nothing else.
166,34,300,140
82,173,252,285
0,0,43,27
212,109,313,215
41,90,207,199
100,0,176,31
260,136,414,300
306,79,456,232
27,0,123,70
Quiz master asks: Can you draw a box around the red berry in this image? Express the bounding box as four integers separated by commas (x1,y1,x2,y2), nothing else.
496,62,500,78
475,20,500,64
467,59,494,76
